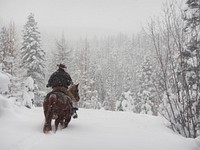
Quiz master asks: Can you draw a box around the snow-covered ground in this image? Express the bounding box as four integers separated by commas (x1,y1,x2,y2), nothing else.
0,95,199,150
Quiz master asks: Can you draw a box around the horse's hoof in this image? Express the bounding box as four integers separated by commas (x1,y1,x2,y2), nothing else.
43,127,52,134
43,130,48,134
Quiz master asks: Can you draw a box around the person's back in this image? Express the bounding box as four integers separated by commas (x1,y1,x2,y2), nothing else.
46,64,72,88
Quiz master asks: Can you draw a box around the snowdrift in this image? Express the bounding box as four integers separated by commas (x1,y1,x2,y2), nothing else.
0,96,199,150
0,95,19,118
0,71,10,93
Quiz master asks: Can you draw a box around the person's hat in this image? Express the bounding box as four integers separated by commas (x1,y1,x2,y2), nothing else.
57,64,66,69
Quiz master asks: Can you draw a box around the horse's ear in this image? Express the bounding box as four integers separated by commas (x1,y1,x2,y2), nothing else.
76,83,79,87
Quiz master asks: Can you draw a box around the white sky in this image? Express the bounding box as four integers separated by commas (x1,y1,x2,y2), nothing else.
0,0,170,38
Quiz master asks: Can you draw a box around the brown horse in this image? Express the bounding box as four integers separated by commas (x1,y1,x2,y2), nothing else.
43,84,80,133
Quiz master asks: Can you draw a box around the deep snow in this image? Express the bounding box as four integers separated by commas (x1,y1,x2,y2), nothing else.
0,96,199,150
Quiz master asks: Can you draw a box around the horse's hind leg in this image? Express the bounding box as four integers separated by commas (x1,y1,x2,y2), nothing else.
43,94,57,133
55,117,62,132
43,117,52,133
43,106,53,133
43,96,55,133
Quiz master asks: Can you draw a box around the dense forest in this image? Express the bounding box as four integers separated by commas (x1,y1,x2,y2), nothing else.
0,0,199,138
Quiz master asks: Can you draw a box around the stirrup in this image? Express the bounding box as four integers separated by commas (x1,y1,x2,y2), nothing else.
73,107,78,111
72,112,78,119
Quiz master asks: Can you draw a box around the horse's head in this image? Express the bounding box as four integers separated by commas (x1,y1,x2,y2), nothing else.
68,83,80,102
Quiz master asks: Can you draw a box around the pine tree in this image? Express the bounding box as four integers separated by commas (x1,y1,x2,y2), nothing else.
0,23,21,98
179,0,200,138
21,13,45,88
21,13,46,107
54,33,73,66
0,27,9,71
47,33,74,86
136,56,159,115
0,24,19,75
93,66,105,106
116,91,134,111
79,39,90,107
8,23,19,76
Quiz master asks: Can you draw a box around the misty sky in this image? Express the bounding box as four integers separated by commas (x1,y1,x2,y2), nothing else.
0,0,169,38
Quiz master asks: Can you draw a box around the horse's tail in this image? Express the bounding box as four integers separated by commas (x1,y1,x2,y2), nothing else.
49,93,57,104
47,93,57,116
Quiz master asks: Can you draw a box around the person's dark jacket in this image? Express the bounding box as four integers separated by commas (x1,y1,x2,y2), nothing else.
47,68,72,88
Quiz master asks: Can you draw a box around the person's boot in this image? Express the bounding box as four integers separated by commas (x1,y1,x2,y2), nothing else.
72,107,78,119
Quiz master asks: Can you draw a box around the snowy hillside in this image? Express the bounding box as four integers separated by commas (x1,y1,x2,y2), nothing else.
0,96,199,150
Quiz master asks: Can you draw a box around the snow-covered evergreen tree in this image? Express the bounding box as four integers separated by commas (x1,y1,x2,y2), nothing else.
0,27,9,72
82,78,101,109
93,66,105,106
78,39,90,107
136,56,159,115
21,13,46,107
178,0,200,138
0,23,21,99
116,91,134,112
21,13,45,88
54,33,73,66
0,71,10,95
46,33,74,87
21,77,35,108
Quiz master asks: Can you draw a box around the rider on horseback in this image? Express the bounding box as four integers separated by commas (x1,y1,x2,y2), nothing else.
46,64,78,119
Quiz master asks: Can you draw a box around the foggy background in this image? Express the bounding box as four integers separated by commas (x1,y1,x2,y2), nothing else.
0,0,165,39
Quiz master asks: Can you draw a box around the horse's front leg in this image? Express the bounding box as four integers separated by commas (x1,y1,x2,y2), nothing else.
63,120,69,128
63,116,71,128
62,106,72,128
